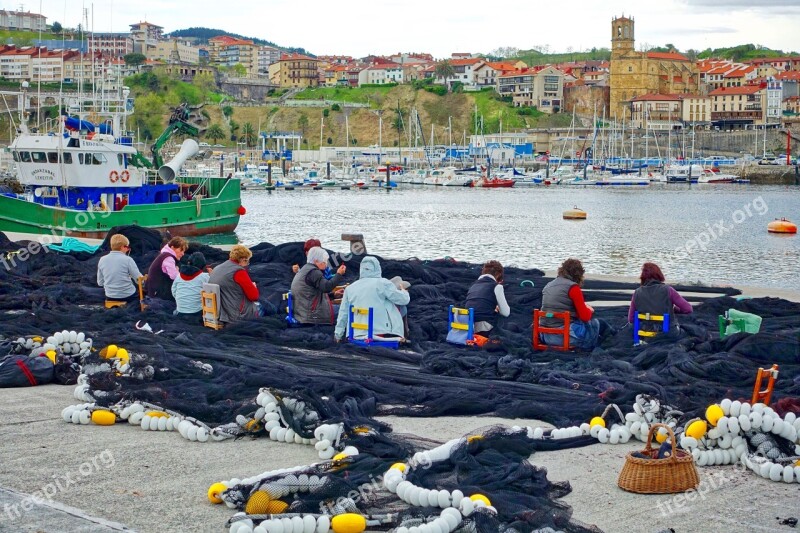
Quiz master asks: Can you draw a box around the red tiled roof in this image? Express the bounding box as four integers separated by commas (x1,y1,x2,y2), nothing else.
709,85,762,96
280,53,318,62
630,93,682,102
776,71,800,81
646,51,690,62
724,66,755,78
448,58,485,67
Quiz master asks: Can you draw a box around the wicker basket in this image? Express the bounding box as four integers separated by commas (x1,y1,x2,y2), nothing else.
618,423,699,494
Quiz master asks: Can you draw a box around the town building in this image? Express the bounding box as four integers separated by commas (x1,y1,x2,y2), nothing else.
129,22,163,55
608,15,701,119
208,36,257,76
90,33,134,58
497,65,564,112
677,94,712,129
0,9,46,32
257,45,282,76
273,53,320,88
148,39,200,64
708,85,765,129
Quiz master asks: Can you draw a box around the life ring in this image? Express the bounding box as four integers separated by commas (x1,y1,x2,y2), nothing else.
109,170,119,183
120,170,130,183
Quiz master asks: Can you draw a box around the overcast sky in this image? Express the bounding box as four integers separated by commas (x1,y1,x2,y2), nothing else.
36,0,800,58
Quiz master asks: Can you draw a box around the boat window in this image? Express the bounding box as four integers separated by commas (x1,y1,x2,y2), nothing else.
47,152,59,163
118,154,123,165
63,153,72,164
92,153,106,165
83,153,93,165
32,152,47,163
19,152,31,162
12,151,19,162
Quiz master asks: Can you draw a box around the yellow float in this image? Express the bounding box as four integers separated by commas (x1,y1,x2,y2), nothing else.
563,206,587,220
331,513,367,533
767,217,797,234
207,482,227,504
705,404,724,426
90,410,116,426
685,420,708,439
589,416,606,429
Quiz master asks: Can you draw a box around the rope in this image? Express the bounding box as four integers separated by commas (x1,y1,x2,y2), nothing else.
520,280,535,288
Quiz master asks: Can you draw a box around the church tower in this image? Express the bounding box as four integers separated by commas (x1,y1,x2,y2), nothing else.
611,15,635,58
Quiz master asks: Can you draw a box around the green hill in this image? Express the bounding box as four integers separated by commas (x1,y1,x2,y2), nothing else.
166,27,309,56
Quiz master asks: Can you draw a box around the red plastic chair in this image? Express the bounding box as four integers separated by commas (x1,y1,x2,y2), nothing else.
533,309,571,351
751,364,779,406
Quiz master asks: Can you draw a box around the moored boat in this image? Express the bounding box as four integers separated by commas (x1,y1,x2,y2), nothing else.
0,89,242,241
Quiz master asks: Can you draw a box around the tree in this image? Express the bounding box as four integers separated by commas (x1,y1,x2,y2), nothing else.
205,123,225,143
123,53,147,67
240,122,255,147
192,71,217,95
51,21,62,33
434,60,455,82
222,105,234,119
229,119,240,141
297,113,309,137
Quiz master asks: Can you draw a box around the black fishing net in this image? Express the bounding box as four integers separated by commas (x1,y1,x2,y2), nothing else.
1,225,799,532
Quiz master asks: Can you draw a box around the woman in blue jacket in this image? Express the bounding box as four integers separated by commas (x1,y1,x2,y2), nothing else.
334,256,410,341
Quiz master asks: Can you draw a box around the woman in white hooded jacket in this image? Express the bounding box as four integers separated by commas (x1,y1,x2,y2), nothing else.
334,256,410,341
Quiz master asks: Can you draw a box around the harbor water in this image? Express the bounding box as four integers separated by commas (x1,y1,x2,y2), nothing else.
230,184,799,289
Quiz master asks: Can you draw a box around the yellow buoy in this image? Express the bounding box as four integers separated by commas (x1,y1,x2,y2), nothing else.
207,482,227,504
332,453,349,462
265,500,289,514
103,345,118,359
389,463,407,473
245,490,272,514
685,420,707,439
705,404,724,426
563,206,587,220
115,348,129,363
331,513,367,533
767,217,797,234
470,493,492,506
145,411,167,418
589,416,606,429
467,435,483,443
655,430,668,443
44,350,57,364
90,410,116,426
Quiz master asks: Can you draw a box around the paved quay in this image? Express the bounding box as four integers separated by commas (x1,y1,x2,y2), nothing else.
1,386,798,533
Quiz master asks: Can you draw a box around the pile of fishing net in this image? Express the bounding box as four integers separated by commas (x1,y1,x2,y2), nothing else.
2,226,800,532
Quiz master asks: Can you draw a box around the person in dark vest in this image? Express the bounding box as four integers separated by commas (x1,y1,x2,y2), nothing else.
208,245,260,324
628,262,692,335
146,236,188,301
539,258,611,349
464,260,510,334
290,247,346,325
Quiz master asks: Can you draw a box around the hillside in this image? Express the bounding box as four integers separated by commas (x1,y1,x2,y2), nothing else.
166,27,309,55
123,71,571,148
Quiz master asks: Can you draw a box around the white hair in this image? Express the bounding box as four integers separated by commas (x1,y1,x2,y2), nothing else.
306,246,329,265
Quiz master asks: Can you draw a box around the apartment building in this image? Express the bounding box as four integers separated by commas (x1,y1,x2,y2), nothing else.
709,85,765,129
257,45,281,76
208,36,257,76
0,46,82,82
0,9,46,32
629,94,682,129
438,58,486,89
149,39,200,64
90,33,134,58
497,65,564,113
677,94,712,128
129,22,163,54
275,53,320,88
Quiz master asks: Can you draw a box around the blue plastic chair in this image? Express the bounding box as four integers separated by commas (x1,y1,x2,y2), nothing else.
347,306,400,348
633,312,670,345
446,306,474,345
283,292,300,326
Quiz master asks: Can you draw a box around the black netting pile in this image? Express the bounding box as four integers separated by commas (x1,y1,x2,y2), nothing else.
1,225,799,532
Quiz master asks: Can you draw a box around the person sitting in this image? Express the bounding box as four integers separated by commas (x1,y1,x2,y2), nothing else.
172,252,210,317
290,247,346,325
208,245,260,324
334,256,409,342
146,236,188,301
539,258,611,350
628,262,692,334
390,276,411,339
463,260,510,334
292,238,333,280
97,234,142,303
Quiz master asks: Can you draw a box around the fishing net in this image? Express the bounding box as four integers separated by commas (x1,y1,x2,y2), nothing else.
1,225,799,532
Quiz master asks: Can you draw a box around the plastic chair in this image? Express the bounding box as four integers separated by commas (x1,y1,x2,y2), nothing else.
347,306,400,348
201,283,224,330
282,291,300,326
104,299,127,309
446,306,474,345
751,364,779,406
633,312,670,345
533,309,571,351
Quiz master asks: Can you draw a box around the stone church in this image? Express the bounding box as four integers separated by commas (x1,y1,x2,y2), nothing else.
608,15,701,121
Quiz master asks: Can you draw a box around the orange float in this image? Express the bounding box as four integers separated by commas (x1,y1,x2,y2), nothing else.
767,218,797,234
563,206,587,220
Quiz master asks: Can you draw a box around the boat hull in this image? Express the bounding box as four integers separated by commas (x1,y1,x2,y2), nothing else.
0,178,242,240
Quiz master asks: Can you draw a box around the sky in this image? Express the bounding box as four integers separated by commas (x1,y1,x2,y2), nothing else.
31,0,800,58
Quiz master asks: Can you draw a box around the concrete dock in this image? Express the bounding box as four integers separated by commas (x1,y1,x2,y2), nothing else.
1,386,797,532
